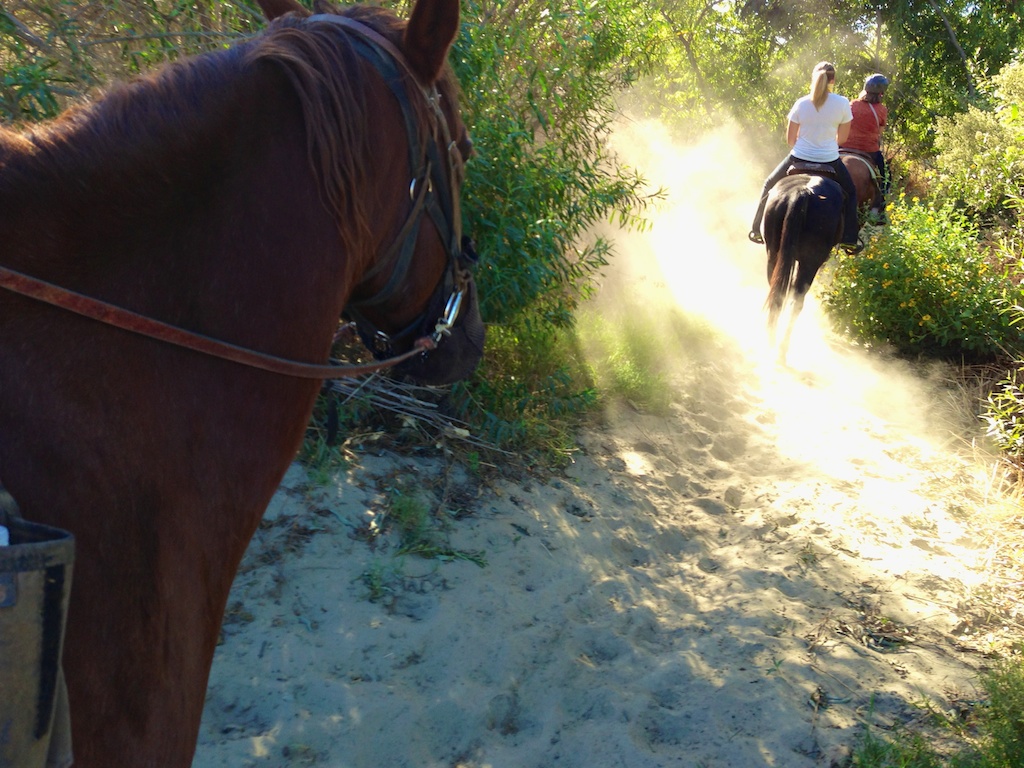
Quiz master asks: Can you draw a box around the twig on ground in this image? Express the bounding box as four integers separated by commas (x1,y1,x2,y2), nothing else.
326,374,513,455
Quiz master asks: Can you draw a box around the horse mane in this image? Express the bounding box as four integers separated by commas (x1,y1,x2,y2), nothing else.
0,3,448,260
245,4,427,256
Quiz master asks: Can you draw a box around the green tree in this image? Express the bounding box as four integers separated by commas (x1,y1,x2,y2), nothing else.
0,0,261,122
454,0,662,327
447,0,665,450
927,60,1024,228
876,0,1024,152
629,0,1024,161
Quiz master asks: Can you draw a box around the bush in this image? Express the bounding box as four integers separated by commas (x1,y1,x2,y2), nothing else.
448,0,663,451
576,307,680,413
984,305,1024,470
822,196,1021,361
927,60,1024,231
0,1,258,123
976,658,1024,768
459,319,598,458
930,106,1024,229
454,0,661,330
852,659,1024,768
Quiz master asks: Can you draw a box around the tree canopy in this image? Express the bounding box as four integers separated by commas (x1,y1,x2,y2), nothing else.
632,0,1024,158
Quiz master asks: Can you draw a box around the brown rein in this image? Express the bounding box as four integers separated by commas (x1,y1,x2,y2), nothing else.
0,265,435,380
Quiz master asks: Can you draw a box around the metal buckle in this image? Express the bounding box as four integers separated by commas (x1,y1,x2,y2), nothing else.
408,176,433,201
432,289,464,342
371,330,393,355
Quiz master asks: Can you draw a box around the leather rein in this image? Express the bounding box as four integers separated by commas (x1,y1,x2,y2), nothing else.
0,15,468,381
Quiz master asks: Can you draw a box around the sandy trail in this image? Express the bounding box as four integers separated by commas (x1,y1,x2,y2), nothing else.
193,121,1020,767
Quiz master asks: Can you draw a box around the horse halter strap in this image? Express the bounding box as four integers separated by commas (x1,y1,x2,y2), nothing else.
306,14,472,355
307,14,465,276
0,265,434,379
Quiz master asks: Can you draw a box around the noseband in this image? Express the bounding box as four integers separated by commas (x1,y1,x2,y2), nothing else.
310,14,477,359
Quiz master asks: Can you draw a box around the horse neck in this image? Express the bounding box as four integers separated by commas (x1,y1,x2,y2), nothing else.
0,52,352,360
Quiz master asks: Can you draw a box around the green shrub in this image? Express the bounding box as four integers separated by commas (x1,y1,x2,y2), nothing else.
929,106,1024,229
852,724,945,767
973,659,1024,767
450,0,663,451
577,308,676,413
0,1,257,123
926,60,1024,231
984,304,1024,467
454,0,660,328
822,196,1019,361
852,659,1024,768
458,318,598,459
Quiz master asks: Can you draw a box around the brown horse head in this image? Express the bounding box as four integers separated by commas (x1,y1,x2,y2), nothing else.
256,0,485,386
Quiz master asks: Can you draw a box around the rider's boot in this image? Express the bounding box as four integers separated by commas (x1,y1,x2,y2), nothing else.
748,197,766,244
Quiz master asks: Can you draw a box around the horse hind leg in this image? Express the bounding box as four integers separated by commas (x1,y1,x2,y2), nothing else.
869,186,886,220
777,261,819,365
764,251,786,351
766,292,786,351
764,241,800,361
777,291,805,365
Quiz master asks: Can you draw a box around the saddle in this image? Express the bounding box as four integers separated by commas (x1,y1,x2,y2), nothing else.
840,147,877,163
785,160,836,178
839,149,880,181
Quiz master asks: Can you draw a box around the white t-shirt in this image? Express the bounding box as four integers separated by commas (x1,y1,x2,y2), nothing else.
787,92,853,162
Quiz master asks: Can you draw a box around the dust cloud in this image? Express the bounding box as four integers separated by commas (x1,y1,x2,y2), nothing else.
195,125,1019,768
589,115,991,480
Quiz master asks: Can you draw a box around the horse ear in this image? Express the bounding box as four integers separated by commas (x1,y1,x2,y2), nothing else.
402,0,460,84
256,0,310,20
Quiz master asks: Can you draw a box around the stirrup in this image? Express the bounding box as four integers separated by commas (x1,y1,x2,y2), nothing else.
748,230,764,244
840,238,865,255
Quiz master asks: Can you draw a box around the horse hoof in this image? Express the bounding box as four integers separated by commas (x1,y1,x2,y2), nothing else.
748,230,764,244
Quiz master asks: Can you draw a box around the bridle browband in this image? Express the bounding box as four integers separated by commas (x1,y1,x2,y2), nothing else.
0,13,472,381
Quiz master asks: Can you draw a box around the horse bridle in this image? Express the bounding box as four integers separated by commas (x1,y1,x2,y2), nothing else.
311,14,477,360
0,14,474,381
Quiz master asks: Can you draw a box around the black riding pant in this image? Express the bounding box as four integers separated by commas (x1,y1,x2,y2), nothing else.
752,154,859,244
870,150,889,196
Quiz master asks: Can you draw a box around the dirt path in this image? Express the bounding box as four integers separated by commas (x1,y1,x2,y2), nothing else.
193,120,1022,767
193,336,1019,767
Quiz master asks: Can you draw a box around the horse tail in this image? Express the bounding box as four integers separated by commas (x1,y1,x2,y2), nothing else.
764,190,808,316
